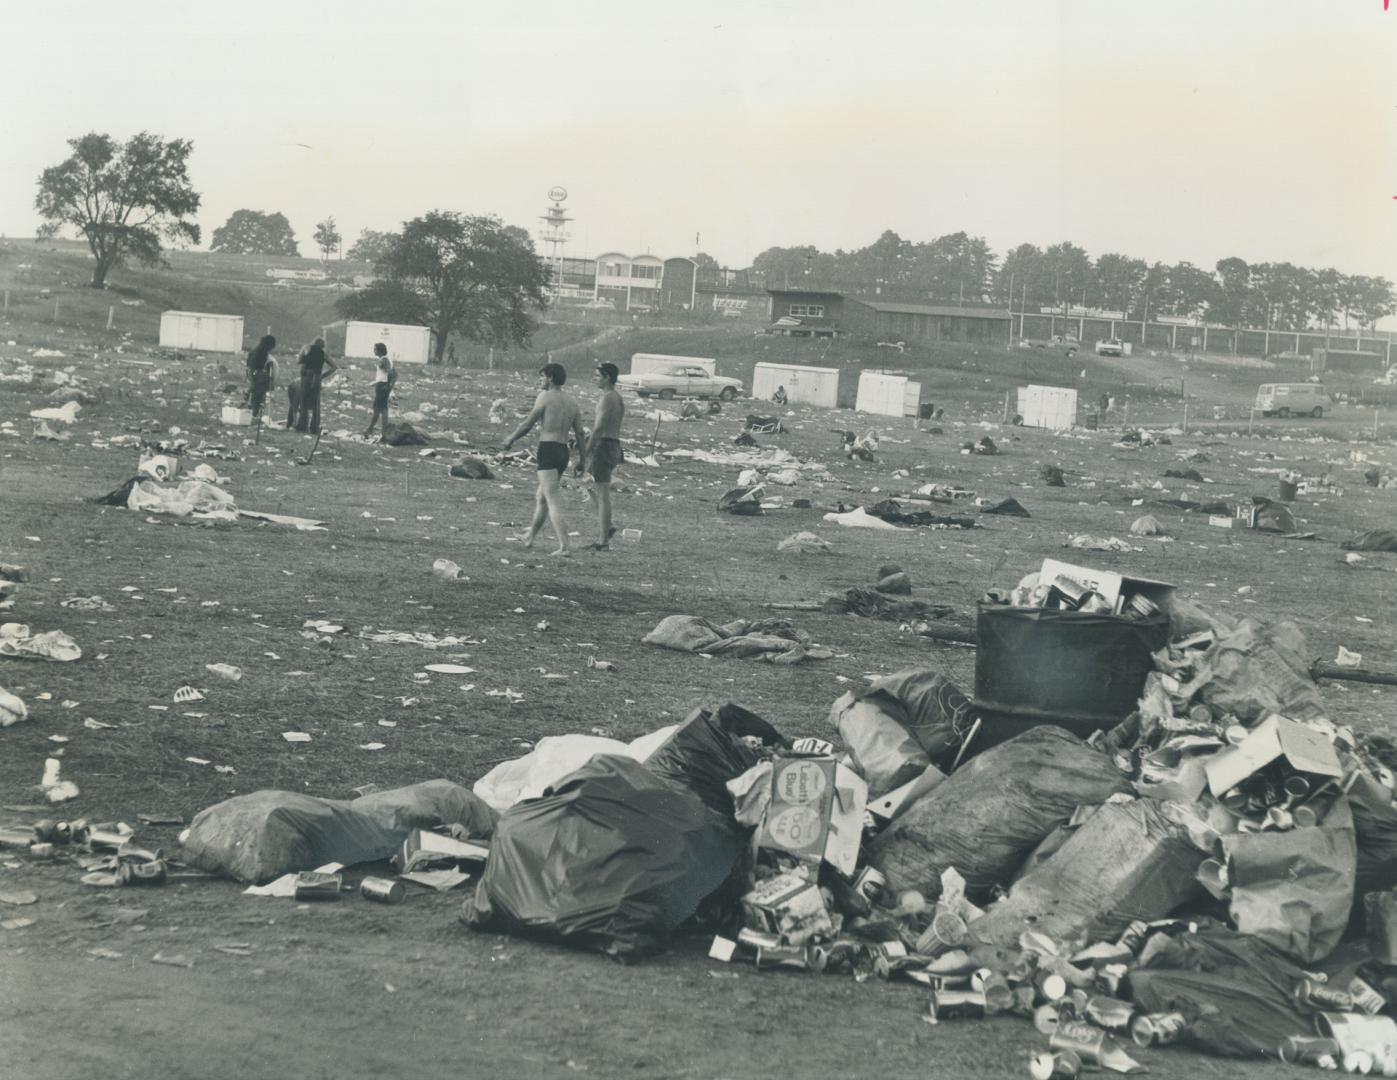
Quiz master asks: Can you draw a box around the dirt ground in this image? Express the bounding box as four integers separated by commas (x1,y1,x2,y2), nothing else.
3,319,1396,1079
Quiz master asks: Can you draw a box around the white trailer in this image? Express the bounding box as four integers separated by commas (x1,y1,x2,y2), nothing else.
344,321,435,365
1016,384,1079,431
856,371,924,417
630,353,716,376
158,311,245,354
751,362,840,409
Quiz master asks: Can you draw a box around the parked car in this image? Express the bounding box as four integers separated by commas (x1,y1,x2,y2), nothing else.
1095,338,1124,357
617,364,744,401
1018,335,1078,356
1254,382,1332,418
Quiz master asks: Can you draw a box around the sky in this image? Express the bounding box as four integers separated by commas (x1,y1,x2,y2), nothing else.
6,0,1396,285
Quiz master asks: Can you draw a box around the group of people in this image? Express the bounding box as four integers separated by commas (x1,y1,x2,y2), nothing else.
504,361,625,556
244,341,624,556
244,335,396,440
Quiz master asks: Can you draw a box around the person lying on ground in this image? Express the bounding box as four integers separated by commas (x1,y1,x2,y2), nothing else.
503,362,587,557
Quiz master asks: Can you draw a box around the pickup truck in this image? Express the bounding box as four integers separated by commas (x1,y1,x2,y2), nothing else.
1017,335,1079,356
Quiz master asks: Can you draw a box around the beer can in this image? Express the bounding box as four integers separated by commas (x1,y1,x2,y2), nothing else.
118,859,167,886
1278,1035,1342,1065
1350,977,1388,1016
974,972,1014,1015
293,870,342,901
1034,970,1068,1003
1010,984,1037,1018
1028,1050,1082,1080
1049,1021,1106,1062
1294,978,1354,1012
754,943,810,971
1130,1011,1188,1047
360,877,405,905
1033,1004,1061,1035
916,909,967,954
853,866,887,905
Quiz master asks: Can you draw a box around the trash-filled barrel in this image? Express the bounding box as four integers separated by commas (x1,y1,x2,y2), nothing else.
972,604,1171,749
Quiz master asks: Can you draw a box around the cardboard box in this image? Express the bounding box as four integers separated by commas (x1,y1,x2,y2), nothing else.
1208,515,1235,529
1037,558,1176,615
222,406,253,426
741,872,834,944
1204,714,1344,797
759,757,867,877
396,829,490,874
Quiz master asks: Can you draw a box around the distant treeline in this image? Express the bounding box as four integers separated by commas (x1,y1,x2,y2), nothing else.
748,230,1395,332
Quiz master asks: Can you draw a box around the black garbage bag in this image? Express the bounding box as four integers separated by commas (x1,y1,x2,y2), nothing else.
981,497,1031,518
93,477,141,506
869,726,1130,900
462,755,744,961
382,421,430,446
1131,925,1312,1058
860,668,976,771
1249,496,1295,533
718,485,764,515
1039,464,1065,487
644,702,787,815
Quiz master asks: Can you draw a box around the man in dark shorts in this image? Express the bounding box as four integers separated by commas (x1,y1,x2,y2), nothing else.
504,362,586,557
579,362,625,551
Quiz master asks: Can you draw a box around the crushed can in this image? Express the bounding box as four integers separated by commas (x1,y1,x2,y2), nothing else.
1130,1011,1188,1047
1049,1021,1144,1073
1028,1050,1082,1080
1115,920,1150,955
970,969,1015,1015
1084,995,1137,1032
118,859,167,886
294,870,342,901
360,877,405,904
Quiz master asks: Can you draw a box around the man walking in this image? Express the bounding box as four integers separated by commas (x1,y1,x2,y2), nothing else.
579,362,625,551
503,362,586,557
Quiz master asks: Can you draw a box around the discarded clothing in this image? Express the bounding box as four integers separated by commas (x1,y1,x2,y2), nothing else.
1065,534,1138,553
718,484,764,516
473,728,678,812
776,532,832,554
381,421,430,446
822,588,954,622
0,623,82,663
450,458,495,480
643,615,831,665
822,507,904,530
1164,468,1205,482
866,499,978,529
1342,529,1397,553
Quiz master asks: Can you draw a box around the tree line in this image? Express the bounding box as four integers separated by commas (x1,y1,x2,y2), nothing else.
752,230,1396,331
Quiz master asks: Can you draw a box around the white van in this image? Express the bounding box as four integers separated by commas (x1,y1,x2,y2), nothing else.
1254,382,1332,418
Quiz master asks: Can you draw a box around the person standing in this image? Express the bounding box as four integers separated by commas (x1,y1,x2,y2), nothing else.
579,362,625,551
363,342,396,441
503,362,586,557
245,335,277,421
295,337,337,434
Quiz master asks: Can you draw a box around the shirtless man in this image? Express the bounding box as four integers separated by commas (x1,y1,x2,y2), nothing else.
579,362,625,551
503,362,586,556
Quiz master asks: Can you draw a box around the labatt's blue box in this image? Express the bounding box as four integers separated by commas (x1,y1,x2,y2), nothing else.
759,756,867,878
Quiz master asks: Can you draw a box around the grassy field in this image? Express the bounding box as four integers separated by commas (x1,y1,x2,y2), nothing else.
2,253,1397,1079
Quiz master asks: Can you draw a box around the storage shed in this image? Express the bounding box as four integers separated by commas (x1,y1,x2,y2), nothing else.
630,353,717,376
159,311,245,354
856,371,924,417
1016,385,1079,431
344,321,435,365
751,363,840,409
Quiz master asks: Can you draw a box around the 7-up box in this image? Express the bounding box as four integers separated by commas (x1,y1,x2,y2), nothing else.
758,757,867,878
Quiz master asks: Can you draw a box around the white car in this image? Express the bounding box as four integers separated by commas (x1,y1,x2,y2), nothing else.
617,365,744,401
1095,339,1124,356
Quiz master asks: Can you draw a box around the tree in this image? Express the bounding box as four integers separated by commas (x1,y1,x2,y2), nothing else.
1210,257,1251,326
337,210,549,364
1347,275,1396,329
210,209,299,255
35,131,200,288
347,228,393,264
313,217,341,261
691,251,720,272
1091,253,1148,314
